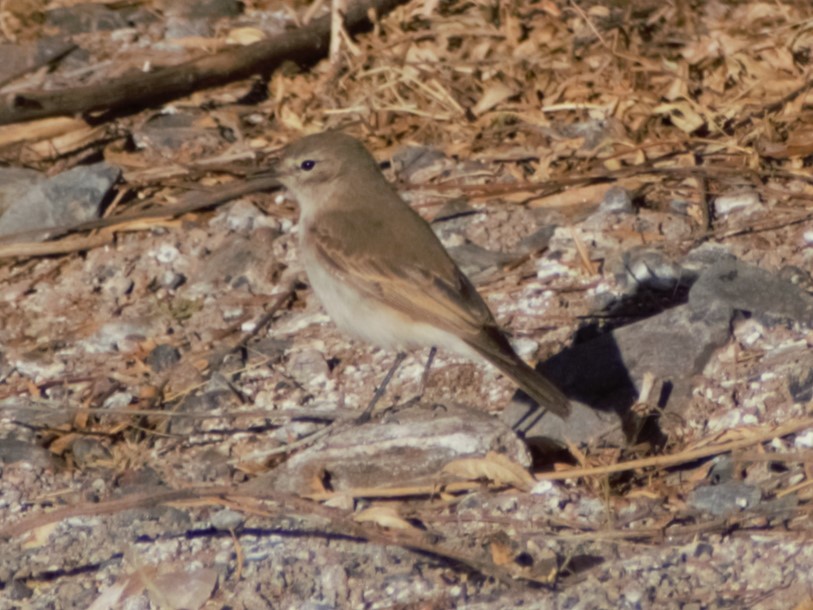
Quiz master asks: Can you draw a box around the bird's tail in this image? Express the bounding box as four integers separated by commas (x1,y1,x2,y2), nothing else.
467,329,571,418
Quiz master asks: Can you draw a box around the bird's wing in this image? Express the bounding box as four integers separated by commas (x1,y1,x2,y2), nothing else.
306,209,494,339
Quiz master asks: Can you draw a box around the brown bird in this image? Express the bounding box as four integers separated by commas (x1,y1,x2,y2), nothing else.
272,131,570,418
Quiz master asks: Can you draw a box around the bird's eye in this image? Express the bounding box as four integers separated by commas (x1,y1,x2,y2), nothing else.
300,160,316,171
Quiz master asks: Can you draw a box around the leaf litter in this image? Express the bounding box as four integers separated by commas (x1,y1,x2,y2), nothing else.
1,0,813,608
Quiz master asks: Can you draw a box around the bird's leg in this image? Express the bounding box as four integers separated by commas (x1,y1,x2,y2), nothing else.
419,346,437,397
357,351,407,423
398,347,438,408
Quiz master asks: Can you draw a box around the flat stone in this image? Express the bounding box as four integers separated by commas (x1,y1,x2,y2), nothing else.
688,482,762,516
0,162,120,242
689,258,813,326
0,167,44,217
250,402,531,494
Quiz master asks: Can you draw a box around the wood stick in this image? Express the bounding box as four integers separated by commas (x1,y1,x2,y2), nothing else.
0,0,410,126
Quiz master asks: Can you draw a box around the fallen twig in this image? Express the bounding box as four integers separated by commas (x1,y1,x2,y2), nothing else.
536,417,813,481
0,0,410,126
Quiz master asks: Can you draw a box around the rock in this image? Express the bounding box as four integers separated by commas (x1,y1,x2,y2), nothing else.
133,111,224,157
0,167,44,216
682,243,738,273
0,438,56,470
0,37,76,98
714,190,762,217
162,0,243,39
188,228,282,294
14,354,67,381
145,345,182,372
557,117,623,149
688,482,762,516
430,198,477,222
503,398,619,446
211,508,245,531
689,258,813,326
45,3,130,33
505,294,733,443
391,145,449,183
102,392,133,410
547,298,732,406
447,242,518,278
517,225,557,254
794,428,813,449
6,579,33,601
161,0,242,19
0,162,120,242
598,186,634,214
250,402,532,494
211,199,274,234
70,437,113,469
287,349,330,389
618,247,685,292
514,256,813,443
79,320,152,354
168,389,238,436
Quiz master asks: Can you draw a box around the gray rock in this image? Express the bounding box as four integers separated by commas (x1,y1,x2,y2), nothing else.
558,118,620,149
164,0,242,19
503,398,618,446
598,186,634,214
689,258,813,326
70,437,113,469
511,255,813,443
447,242,518,278
392,145,448,183
168,389,238,436
145,344,182,373
714,190,762,217
688,482,762,516
79,319,150,354
188,229,281,294
133,111,223,155
0,167,44,216
0,162,120,242
251,402,531,494
287,349,330,388
505,298,733,443
5,579,33,601
517,225,557,254
548,298,731,405
788,364,813,403
0,397,74,430
682,243,737,271
45,4,130,33
211,508,245,531
0,38,76,88
0,438,56,469
619,248,686,292
430,198,477,222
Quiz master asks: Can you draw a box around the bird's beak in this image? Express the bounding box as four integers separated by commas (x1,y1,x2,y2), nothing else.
253,155,288,185
265,156,282,179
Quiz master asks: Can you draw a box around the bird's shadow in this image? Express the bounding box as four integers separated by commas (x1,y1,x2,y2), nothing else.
510,283,694,448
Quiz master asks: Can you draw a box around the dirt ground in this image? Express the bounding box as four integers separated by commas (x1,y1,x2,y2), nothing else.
1,1,813,608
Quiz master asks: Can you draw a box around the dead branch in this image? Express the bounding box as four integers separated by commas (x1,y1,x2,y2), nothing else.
0,484,546,586
0,0,410,126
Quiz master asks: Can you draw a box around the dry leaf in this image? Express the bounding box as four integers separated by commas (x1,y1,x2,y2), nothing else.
472,82,516,116
354,506,418,531
20,522,58,549
442,452,536,491
145,568,218,610
0,117,90,148
653,101,706,134
226,27,266,46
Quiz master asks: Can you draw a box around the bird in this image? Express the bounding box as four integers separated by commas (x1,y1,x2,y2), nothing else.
270,131,570,419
